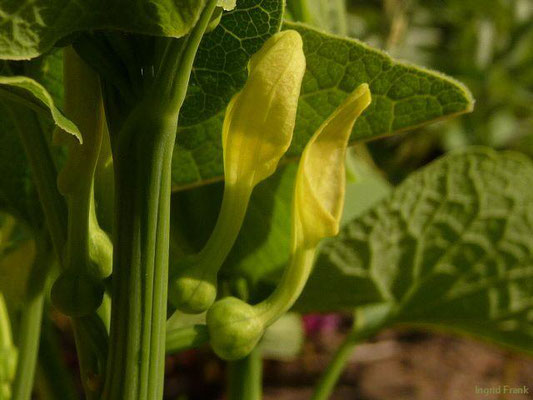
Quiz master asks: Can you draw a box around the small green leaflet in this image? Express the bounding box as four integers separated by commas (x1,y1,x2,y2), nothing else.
296,148,533,355
171,22,474,190
0,75,80,141
0,0,207,60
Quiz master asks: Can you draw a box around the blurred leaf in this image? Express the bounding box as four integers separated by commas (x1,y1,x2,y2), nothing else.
0,105,43,227
296,148,533,355
0,238,35,310
0,54,64,228
260,313,304,360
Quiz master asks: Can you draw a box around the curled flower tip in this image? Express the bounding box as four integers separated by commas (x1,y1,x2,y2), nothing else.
295,83,371,247
252,84,372,326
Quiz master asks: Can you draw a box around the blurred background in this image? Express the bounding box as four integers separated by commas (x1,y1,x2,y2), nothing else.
1,0,531,399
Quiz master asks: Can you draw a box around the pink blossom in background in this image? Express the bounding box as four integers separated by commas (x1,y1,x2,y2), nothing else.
303,314,342,336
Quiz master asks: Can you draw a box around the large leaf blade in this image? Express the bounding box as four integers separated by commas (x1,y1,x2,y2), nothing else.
180,0,285,127
171,22,474,190
0,0,207,60
296,148,533,354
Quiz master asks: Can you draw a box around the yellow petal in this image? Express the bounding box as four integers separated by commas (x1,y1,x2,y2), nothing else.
294,84,371,247
222,30,306,188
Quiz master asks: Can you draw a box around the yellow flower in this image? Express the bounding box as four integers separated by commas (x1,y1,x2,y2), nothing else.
294,83,371,248
223,30,306,188
170,30,306,314
207,84,372,359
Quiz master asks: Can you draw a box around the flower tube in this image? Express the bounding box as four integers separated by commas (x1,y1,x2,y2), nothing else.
170,30,306,313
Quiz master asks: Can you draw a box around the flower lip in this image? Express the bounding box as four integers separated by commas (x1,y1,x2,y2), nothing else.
295,83,372,246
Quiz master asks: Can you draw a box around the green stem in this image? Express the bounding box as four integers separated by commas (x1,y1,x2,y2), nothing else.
10,294,45,400
11,236,50,400
0,292,16,400
310,333,357,400
3,102,67,261
255,244,316,326
227,346,262,400
165,325,209,354
103,4,217,399
197,183,252,275
311,305,391,400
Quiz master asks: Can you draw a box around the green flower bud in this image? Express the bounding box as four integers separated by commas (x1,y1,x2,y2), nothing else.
51,271,104,317
206,297,264,361
169,256,217,314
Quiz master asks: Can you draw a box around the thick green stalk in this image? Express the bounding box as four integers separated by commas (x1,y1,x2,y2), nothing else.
227,346,262,400
103,3,217,399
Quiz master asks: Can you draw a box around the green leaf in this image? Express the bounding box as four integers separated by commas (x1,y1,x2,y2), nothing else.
296,148,533,355
0,0,208,60
0,54,65,227
0,105,43,226
179,0,285,127
171,22,474,190
0,75,80,141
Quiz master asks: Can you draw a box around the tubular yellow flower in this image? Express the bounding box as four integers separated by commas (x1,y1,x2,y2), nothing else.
295,83,372,248
207,84,372,360
170,30,306,314
223,30,306,187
